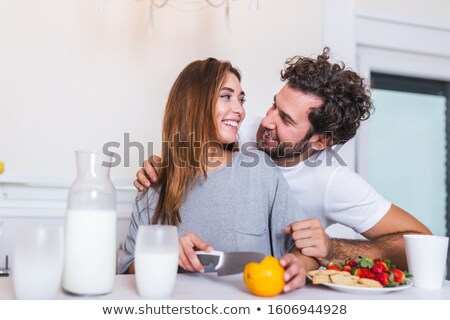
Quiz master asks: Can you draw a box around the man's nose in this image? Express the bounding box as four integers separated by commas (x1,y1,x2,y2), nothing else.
261,106,277,129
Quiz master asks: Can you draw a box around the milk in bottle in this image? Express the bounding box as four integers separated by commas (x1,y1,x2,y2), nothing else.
63,150,117,295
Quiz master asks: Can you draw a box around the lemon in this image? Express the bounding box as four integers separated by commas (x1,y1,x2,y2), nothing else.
0,161,4,174
243,256,285,297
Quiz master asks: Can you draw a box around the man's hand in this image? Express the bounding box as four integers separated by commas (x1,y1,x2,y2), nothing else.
284,218,332,265
279,253,309,292
134,155,162,191
178,232,213,273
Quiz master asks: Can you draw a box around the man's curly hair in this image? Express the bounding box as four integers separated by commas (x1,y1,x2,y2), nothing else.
281,47,372,145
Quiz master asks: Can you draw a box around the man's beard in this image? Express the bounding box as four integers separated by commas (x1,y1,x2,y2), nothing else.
257,129,313,160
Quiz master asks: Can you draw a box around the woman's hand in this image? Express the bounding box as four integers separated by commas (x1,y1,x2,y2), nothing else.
134,155,162,191
279,253,308,292
178,232,213,273
279,250,319,293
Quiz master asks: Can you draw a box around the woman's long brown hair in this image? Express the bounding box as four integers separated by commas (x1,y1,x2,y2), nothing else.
149,58,241,225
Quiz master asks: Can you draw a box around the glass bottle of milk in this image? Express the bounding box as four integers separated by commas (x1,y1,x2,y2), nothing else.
63,150,117,295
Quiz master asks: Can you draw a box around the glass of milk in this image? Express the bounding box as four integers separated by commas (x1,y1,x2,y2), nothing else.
135,225,179,299
13,225,64,299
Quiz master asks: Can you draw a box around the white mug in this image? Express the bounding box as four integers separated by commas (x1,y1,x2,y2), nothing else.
135,225,179,299
404,234,449,289
13,225,64,299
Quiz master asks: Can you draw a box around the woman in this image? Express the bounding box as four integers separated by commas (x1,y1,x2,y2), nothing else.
119,58,318,292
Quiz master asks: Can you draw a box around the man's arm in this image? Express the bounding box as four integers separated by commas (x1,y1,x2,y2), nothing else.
329,204,431,270
287,205,431,270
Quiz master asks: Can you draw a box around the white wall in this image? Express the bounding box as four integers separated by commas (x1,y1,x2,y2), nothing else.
356,0,450,25
0,0,323,270
0,0,322,183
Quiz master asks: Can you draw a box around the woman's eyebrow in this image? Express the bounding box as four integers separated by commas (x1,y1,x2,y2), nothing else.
221,87,245,96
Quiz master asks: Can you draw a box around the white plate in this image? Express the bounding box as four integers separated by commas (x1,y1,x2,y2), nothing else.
307,274,413,294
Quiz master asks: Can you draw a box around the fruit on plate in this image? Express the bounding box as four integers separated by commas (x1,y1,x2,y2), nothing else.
243,256,285,297
354,267,375,279
373,272,390,286
326,261,342,271
325,256,411,287
345,259,358,268
372,261,389,274
391,269,405,283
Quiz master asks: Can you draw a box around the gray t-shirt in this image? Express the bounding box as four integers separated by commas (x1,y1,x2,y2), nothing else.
119,150,306,274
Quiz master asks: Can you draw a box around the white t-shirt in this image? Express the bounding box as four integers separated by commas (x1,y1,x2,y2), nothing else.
238,116,391,234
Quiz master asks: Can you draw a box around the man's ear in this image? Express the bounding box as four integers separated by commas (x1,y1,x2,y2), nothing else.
309,133,332,150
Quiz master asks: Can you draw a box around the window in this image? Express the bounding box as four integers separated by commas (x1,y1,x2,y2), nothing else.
367,73,450,237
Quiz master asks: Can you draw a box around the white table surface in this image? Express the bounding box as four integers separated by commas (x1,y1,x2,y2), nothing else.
1,274,450,300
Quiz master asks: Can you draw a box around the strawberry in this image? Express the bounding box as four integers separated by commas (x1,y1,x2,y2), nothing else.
345,259,358,268
372,261,388,274
342,265,352,273
390,269,405,283
383,259,396,270
326,261,342,271
374,272,390,286
354,267,375,279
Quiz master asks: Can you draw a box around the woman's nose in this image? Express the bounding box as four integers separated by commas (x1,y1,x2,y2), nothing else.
232,100,244,115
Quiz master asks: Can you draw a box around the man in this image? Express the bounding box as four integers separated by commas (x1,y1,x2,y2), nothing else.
134,48,430,274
